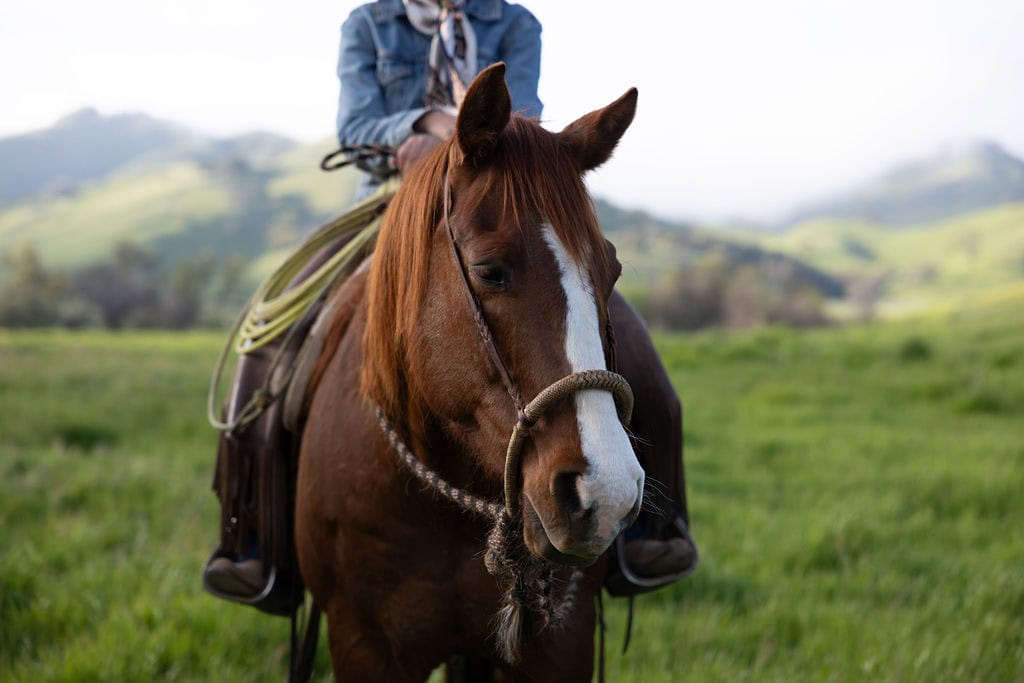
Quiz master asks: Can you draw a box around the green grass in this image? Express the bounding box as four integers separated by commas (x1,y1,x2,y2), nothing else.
2,307,1022,681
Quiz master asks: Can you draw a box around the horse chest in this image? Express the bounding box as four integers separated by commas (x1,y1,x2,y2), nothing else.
335,498,501,646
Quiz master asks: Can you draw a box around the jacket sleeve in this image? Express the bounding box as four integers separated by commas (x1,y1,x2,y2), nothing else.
498,8,543,119
335,10,431,148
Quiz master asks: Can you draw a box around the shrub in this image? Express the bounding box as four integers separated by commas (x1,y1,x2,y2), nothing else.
899,336,933,362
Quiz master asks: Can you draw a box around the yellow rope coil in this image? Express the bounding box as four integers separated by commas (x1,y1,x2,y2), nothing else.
235,178,400,352
208,179,400,431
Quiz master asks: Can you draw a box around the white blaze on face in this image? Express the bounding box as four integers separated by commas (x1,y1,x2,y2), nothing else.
541,226,644,541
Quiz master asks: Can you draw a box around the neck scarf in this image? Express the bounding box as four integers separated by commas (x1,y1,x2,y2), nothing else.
403,0,478,109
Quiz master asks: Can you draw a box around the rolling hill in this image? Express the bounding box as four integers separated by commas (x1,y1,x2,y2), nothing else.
0,117,358,280
785,140,1024,227
597,199,843,299
0,108,194,205
747,202,1024,317
705,141,1024,319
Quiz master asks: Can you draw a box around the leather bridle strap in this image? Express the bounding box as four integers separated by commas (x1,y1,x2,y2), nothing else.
440,167,634,518
443,170,527,413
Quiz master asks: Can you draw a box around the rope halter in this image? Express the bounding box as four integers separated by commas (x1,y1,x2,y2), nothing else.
439,166,634,517
504,370,633,518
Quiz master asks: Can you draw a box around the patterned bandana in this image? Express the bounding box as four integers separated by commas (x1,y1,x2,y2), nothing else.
403,0,478,110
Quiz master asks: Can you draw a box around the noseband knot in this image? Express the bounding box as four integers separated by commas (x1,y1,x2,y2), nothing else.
503,369,633,517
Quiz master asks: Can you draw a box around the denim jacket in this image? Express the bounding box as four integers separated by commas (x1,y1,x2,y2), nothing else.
336,0,543,192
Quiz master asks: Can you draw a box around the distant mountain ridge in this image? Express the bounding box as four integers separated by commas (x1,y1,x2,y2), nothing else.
0,109,353,285
0,107,850,332
0,108,297,207
786,141,1024,227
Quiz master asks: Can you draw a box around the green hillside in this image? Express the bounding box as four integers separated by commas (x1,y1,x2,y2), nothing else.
0,109,205,206
746,202,1024,317
0,140,358,285
0,164,233,269
0,126,839,332
6,111,1023,332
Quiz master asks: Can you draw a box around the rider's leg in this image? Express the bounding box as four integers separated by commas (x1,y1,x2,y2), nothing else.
205,231,360,599
206,341,280,596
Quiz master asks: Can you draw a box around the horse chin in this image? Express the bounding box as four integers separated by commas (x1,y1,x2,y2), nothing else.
521,496,602,567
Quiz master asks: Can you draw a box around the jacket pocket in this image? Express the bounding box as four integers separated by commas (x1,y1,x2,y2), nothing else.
376,58,425,109
376,59,414,87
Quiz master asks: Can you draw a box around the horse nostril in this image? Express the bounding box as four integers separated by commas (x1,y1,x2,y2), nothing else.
552,470,584,517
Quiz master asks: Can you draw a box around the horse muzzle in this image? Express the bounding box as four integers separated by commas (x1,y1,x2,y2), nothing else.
521,480,643,567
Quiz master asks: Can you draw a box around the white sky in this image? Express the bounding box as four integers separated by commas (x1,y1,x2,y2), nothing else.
3,0,1023,222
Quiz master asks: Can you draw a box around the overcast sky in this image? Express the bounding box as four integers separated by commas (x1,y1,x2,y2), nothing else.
3,0,1023,221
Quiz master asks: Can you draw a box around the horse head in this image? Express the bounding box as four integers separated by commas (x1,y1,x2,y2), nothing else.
364,63,644,567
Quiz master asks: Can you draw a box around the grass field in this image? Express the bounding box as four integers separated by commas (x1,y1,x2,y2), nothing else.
2,306,1022,681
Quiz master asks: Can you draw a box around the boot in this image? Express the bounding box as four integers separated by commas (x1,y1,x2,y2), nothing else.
204,556,265,596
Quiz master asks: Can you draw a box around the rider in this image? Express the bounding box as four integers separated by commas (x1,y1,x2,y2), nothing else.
205,0,695,601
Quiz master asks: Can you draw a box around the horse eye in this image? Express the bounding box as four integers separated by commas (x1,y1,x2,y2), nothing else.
471,263,511,289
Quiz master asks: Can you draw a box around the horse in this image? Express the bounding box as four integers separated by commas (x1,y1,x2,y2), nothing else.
295,63,660,681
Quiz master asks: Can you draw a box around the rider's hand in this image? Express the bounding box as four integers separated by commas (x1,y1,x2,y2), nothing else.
395,133,442,175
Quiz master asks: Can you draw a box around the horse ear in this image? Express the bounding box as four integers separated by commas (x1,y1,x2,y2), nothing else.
456,62,512,163
559,88,638,172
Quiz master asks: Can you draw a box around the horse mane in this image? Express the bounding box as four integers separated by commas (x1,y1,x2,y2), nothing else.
362,115,610,419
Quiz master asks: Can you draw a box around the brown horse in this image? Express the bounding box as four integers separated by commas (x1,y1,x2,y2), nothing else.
296,63,653,681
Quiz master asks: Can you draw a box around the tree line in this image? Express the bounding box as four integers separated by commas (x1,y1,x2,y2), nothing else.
0,243,246,329
1,243,835,332
636,251,831,331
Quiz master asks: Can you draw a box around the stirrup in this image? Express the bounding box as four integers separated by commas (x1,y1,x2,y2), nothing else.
605,517,699,597
202,548,301,617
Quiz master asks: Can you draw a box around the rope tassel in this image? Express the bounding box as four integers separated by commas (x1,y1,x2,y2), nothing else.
377,404,590,663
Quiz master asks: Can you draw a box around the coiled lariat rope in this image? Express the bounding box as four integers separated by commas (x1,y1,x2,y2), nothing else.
375,369,631,664
207,179,399,433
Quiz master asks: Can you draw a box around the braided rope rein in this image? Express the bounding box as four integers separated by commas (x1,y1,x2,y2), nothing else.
374,368,632,663
376,406,503,519
376,405,583,661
